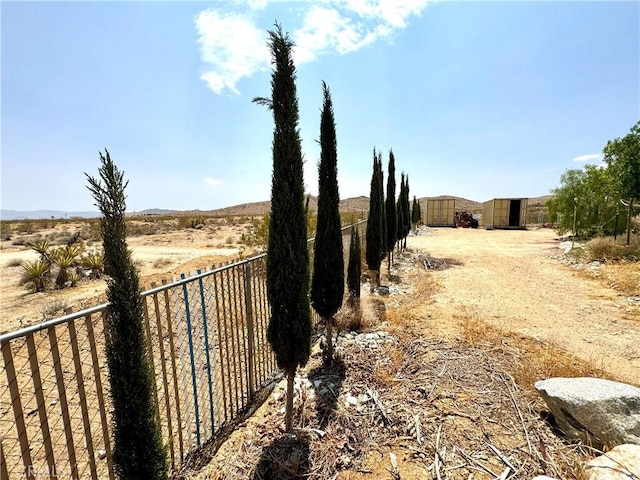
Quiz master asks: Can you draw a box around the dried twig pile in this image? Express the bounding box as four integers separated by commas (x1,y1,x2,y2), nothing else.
188,329,591,479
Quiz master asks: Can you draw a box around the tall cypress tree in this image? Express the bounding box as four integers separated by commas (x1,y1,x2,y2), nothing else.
404,176,411,246
253,24,311,433
385,150,397,273
365,149,384,285
347,225,361,302
378,150,387,262
311,81,344,364
86,150,167,480
411,195,421,232
396,174,406,251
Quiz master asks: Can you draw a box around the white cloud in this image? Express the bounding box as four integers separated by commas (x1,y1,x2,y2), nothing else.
572,153,603,162
205,177,223,186
195,11,270,95
196,1,431,95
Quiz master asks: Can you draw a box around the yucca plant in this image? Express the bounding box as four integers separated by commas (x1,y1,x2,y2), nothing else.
21,259,51,292
28,239,52,264
51,244,82,289
82,251,105,279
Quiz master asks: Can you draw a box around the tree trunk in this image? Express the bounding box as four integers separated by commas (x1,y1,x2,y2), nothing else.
387,252,391,274
626,200,634,247
325,316,334,363
285,368,295,433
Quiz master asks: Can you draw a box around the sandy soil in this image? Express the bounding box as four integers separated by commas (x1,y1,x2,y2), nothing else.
407,227,640,385
0,225,247,333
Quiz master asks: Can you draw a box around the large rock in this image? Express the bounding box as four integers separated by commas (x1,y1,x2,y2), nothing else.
535,377,640,448
584,444,640,480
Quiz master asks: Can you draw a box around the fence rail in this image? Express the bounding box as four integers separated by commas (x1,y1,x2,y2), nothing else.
0,220,366,479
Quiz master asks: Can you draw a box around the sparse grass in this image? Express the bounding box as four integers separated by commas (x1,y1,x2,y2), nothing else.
455,310,610,392
599,263,640,297
6,258,23,268
586,235,640,263
458,308,486,344
152,257,172,269
41,299,70,318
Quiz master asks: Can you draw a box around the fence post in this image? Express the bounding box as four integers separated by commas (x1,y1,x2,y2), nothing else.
243,262,256,401
1,340,34,479
180,273,201,447
196,270,215,437
1,438,9,480
25,332,55,477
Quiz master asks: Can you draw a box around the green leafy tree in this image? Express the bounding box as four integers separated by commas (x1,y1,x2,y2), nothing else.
86,150,167,480
253,24,312,433
385,150,397,273
547,166,623,237
603,120,640,245
366,149,384,285
311,81,344,364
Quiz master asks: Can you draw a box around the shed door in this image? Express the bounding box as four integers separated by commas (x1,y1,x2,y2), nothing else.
509,199,521,227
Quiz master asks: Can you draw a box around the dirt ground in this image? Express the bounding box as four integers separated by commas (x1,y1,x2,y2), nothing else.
0,224,247,333
408,227,639,386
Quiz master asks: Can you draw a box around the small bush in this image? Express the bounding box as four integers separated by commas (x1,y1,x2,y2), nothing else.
152,257,172,269
42,299,70,318
587,236,640,262
6,258,23,268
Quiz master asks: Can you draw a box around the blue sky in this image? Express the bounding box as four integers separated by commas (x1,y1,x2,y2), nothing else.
2,1,638,213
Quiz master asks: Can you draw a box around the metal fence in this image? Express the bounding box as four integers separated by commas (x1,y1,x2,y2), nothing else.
0,220,366,479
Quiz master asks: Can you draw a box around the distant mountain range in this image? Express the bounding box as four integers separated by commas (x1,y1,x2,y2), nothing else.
0,208,178,220
2,195,552,220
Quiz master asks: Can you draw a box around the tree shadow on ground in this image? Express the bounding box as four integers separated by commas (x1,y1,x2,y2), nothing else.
307,357,346,430
251,432,311,480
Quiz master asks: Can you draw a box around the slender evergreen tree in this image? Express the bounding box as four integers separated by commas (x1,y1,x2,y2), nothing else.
378,150,387,263
396,174,406,251
253,24,312,433
411,195,421,232
366,150,384,285
402,175,411,249
311,81,344,364
385,150,397,273
86,150,167,480
347,225,361,301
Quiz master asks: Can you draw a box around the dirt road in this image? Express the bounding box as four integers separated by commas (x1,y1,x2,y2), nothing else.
408,227,640,385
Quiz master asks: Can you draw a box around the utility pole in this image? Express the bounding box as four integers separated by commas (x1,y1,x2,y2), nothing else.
572,197,578,249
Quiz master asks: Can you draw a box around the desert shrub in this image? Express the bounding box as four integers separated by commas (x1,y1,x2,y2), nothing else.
6,258,23,267
0,222,12,240
241,215,270,248
177,217,206,229
42,299,70,318
587,236,640,262
152,257,172,269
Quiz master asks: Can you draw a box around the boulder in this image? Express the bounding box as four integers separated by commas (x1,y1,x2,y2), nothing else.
535,377,640,448
584,444,640,480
